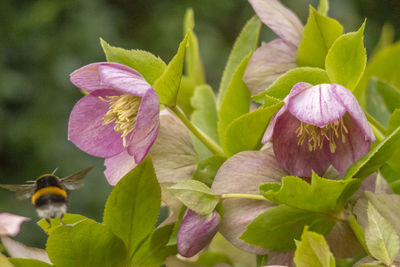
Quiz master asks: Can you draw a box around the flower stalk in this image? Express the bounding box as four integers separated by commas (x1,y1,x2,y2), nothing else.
219,193,268,201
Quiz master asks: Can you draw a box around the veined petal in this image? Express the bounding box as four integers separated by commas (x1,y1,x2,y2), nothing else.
272,111,330,176
70,63,112,93
0,213,30,237
98,63,153,97
1,236,51,264
287,84,347,128
243,39,297,95
104,150,137,186
325,221,363,258
127,88,160,163
68,89,126,158
248,0,303,46
212,149,287,254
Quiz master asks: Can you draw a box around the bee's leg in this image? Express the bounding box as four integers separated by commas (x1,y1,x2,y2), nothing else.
46,218,51,228
60,214,65,226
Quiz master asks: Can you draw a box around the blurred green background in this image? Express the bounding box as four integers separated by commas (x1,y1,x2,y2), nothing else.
0,0,399,248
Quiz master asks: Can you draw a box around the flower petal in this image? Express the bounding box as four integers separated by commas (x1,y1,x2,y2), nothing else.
212,149,287,254
127,88,160,163
272,110,331,176
98,63,153,97
243,39,297,95
287,84,347,127
70,63,112,93
0,213,30,237
68,89,126,158
104,150,137,185
1,236,51,264
326,114,371,175
331,84,375,142
248,0,303,46
177,209,221,257
325,221,363,258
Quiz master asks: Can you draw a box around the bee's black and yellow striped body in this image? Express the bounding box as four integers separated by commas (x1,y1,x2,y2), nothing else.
31,175,68,220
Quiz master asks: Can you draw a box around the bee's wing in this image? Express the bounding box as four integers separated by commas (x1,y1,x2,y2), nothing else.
0,184,35,200
60,166,94,190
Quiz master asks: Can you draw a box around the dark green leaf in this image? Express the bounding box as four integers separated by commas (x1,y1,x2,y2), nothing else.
366,79,392,127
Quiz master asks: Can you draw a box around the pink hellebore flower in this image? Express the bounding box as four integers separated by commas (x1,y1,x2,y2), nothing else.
0,213,30,237
244,0,303,95
68,62,160,184
263,82,375,177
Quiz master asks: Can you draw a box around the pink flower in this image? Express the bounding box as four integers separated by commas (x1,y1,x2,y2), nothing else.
244,0,303,95
68,62,160,184
0,213,30,237
263,82,375,177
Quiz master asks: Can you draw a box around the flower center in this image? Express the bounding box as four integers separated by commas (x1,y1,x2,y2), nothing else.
295,117,349,153
99,94,141,147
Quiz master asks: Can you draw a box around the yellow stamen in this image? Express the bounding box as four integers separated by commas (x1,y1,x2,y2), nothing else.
295,117,348,153
99,94,141,147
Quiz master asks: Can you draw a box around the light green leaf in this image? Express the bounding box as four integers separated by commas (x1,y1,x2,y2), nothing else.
388,109,400,134
294,227,335,267
168,180,219,215
218,16,261,104
325,22,366,90
252,67,330,102
9,259,53,267
195,252,233,267
365,202,400,265
190,85,219,158
386,110,400,175
223,102,284,156
374,79,400,113
317,0,329,15
193,155,226,187
260,172,361,213
345,125,400,179
46,220,127,267
218,55,251,143
131,224,177,267
184,8,205,85
297,6,343,68
153,32,190,106
100,39,166,85
37,214,87,234
177,75,196,116
103,157,161,258
0,253,13,267
240,205,335,251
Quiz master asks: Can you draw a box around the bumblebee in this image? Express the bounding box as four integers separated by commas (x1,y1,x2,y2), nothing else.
0,167,93,224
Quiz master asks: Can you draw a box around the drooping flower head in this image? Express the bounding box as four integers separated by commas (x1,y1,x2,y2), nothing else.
244,0,303,95
68,62,160,184
263,82,375,177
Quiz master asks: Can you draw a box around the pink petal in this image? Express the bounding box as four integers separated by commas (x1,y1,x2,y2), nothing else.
287,84,347,128
104,150,137,186
0,213,30,237
326,115,371,175
68,89,126,158
127,88,160,163
243,39,297,95
248,0,303,46
211,149,287,254
70,63,112,93
1,236,51,264
272,110,331,176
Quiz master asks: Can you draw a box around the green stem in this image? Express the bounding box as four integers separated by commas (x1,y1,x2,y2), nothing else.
169,106,225,156
366,112,386,142
347,213,370,255
220,193,268,201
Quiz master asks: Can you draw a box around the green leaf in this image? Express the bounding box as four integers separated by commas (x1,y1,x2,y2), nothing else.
37,214,87,234
190,85,219,158
260,173,361,213
193,155,226,187
294,227,335,267
371,23,395,58
103,157,161,258
223,102,284,156
9,259,53,267
183,8,205,85
168,180,219,215
252,67,330,102
317,0,329,15
345,125,400,179
177,76,196,116
100,39,166,85
218,16,261,104
46,220,127,267
386,110,400,175
240,205,335,251
195,252,233,267
0,253,13,267
365,202,400,265
131,224,177,267
325,22,366,90
388,109,400,134
374,79,400,113
218,54,251,143
153,32,190,106
297,6,343,68
366,79,392,127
